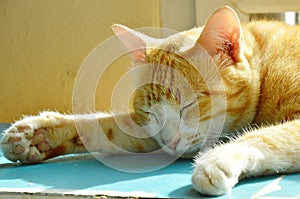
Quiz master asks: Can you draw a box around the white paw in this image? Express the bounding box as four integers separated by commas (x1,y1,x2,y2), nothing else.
1,124,52,163
192,143,249,196
0,112,74,163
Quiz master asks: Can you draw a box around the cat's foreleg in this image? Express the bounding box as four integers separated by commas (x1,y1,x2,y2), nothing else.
192,119,300,196
0,111,158,163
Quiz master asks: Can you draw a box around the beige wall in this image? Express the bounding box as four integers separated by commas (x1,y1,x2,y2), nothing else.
0,0,161,122
195,0,249,25
5,0,295,122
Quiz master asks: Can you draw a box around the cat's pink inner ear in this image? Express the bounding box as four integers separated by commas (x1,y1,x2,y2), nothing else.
112,24,146,65
198,6,242,63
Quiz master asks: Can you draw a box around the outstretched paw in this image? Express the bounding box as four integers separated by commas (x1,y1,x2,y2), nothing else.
1,126,53,163
192,143,248,196
0,112,75,163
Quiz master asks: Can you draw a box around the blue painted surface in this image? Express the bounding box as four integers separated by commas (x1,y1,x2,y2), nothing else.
0,124,299,198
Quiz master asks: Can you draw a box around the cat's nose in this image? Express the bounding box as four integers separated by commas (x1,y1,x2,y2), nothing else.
162,138,181,151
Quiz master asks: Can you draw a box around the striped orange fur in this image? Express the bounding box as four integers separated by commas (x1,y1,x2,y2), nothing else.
1,6,299,196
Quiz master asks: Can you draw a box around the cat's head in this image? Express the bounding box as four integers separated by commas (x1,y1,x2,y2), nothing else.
112,7,256,157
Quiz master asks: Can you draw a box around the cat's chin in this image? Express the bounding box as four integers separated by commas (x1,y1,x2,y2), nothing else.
160,144,199,159
180,152,198,159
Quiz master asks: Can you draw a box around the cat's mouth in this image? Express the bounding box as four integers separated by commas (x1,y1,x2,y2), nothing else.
159,136,201,157
161,137,181,153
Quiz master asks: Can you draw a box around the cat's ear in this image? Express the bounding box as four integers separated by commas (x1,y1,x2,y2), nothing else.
112,24,148,65
197,6,243,63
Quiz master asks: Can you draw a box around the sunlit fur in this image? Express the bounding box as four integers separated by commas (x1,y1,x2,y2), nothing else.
127,7,300,195
132,19,300,153
1,6,299,197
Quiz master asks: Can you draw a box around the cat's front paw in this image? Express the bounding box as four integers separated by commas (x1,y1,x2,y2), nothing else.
0,112,76,163
192,143,248,196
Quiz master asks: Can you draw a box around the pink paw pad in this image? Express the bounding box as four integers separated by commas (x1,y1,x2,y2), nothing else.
1,125,53,163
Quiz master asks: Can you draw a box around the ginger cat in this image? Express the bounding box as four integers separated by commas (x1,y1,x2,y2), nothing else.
1,6,300,196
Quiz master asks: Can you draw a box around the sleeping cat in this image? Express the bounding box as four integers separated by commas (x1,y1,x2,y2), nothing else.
1,6,300,196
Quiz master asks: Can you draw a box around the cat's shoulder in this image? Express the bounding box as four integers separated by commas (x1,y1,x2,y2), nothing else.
243,20,300,37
